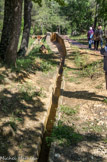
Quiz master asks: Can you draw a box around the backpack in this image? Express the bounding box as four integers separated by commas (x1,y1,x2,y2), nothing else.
90,33,93,39
104,46,107,56
100,46,107,56
95,30,100,41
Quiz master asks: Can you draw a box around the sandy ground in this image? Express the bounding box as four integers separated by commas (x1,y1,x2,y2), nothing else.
49,36,107,162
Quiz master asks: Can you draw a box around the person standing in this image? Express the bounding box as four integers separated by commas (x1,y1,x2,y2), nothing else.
87,27,94,49
94,26,103,50
105,29,107,44
99,26,103,48
100,42,107,89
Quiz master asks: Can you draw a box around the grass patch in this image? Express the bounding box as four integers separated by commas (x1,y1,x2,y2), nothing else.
95,84,103,89
76,60,103,78
10,112,23,124
15,46,41,72
70,34,88,45
68,76,78,83
104,138,107,143
11,44,58,74
103,98,107,104
60,105,79,116
63,66,75,79
83,121,107,134
37,87,46,98
81,64,98,78
0,75,5,84
70,34,87,40
72,48,103,79
46,120,83,146
74,53,87,68
72,46,103,79
63,67,72,78
28,37,36,47
18,82,36,101
18,82,46,101
1,104,9,113
18,35,35,50
39,60,54,73
63,67,81,84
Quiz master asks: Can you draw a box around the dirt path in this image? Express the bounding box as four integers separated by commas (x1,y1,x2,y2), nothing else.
49,36,107,162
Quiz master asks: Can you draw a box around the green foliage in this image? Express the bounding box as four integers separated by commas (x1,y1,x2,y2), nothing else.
104,138,107,143
103,98,107,104
32,0,65,6
73,51,103,78
32,0,42,6
74,53,86,68
0,0,4,38
80,61,103,78
0,0,106,38
95,0,107,22
60,0,94,33
32,0,68,34
68,76,77,83
95,84,103,89
46,120,83,146
83,120,107,133
60,105,78,116
18,82,36,100
13,44,57,73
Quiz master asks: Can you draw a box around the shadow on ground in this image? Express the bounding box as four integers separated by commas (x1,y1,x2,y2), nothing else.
61,89,106,102
0,46,60,83
49,121,106,162
0,87,45,161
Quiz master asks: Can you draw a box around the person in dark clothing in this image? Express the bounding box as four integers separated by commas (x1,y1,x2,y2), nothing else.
94,26,103,50
99,26,103,48
100,42,107,89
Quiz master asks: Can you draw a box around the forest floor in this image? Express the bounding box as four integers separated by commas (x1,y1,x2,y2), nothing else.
48,36,107,162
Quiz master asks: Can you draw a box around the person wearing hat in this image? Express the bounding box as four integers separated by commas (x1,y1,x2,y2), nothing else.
87,27,94,49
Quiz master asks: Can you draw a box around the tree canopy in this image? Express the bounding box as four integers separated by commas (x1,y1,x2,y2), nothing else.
31,0,68,34
30,0,107,35
0,0,107,65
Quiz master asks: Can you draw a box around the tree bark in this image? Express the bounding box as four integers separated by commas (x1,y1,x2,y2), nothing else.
0,0,23,65
0,0,13,59
93,3,98,30
5,0,23,65
18,0,32,56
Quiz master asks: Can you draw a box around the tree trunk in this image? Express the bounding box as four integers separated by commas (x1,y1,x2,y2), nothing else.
0,0,13,59
93,3,98,30
0,0,23,65
18,0,32,56
5,0,23,65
